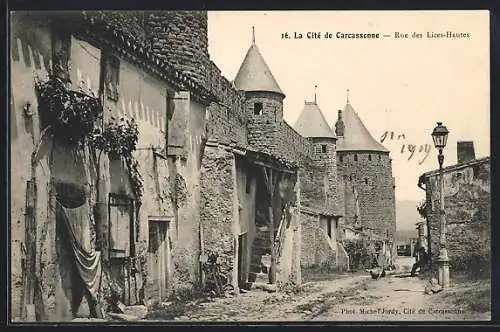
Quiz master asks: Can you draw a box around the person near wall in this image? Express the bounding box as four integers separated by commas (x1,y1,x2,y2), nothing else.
411,246,429,277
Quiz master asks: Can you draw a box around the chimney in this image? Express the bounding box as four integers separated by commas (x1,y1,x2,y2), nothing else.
457,141,475,164
335,110,345,137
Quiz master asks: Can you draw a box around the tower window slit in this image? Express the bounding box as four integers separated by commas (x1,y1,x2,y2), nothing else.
254,102,263,115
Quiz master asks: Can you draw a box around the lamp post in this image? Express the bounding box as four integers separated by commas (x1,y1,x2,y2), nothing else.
431,122,450,288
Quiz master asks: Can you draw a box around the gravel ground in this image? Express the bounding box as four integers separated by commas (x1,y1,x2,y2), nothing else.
144,271,490,322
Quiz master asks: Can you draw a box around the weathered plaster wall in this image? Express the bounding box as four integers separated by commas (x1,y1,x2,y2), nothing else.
337,151,396,241
422,159,490,269
168,96,207,296
11,11,207,320
200,146,240,291
10,13,60,320
276,205,302,285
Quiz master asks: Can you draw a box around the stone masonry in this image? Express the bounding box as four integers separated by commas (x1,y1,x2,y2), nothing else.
419,155,490,270
337,151,396,241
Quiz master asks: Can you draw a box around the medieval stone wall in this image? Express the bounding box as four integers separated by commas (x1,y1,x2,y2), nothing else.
276,121,312,163
244,91,284,155
205,62,248,147
422,159,490,270
300,212,336,269
145,11,209,87
310,138,338,214
337,151,396,241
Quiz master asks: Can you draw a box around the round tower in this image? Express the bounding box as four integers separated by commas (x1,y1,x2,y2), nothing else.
293,94,338,213
334,98,396,241
145,11,209,87
234,28,285,154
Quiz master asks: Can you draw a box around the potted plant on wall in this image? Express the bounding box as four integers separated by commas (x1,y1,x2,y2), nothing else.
90,116,143,202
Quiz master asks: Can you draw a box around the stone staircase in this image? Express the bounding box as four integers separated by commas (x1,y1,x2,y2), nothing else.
248,228,272,283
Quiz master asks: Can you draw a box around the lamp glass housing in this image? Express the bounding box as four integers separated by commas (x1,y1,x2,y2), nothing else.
431,122,449,149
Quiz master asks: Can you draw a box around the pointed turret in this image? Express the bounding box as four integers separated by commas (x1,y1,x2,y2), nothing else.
234,28,284,96
294,100,336,139
335,101,388,152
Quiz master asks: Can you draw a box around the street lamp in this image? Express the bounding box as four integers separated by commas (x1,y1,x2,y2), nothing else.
431,122,450,288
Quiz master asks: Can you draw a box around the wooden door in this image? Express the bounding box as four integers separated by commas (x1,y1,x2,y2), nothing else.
148,220,170,301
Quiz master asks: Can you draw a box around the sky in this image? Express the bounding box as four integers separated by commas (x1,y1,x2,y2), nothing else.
207,10,490,202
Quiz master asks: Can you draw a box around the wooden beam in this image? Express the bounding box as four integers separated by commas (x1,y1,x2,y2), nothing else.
254,160,295,175
268,168,277,284
261,166,270,195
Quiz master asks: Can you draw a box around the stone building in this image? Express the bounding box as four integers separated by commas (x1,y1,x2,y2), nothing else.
334,101,397,242
10,10,395,321
418,141,490,272
10,11,217,321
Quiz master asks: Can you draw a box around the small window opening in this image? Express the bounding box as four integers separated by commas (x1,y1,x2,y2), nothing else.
365,178,368,184
368,154,372,161
321,144,327,153
354,154,358,161
339,156,343,162
254,102,263,115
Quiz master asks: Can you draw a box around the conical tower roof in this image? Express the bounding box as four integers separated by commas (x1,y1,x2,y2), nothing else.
234,30,284,96
336,102,389,152
294,101,336,139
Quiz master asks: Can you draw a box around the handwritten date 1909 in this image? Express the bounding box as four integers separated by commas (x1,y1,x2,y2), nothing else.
380,131,431,165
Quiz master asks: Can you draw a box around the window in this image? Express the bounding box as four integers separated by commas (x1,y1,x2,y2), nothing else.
365,178,368,184
321,144,327,153
327,219,332,238
314,145,322,154
379,155,382,160
354,154,358,161
103,53,120,101
473,165,479,178
368,154,372,161
108,194,134,259
339,156,343,162
254,102,263,115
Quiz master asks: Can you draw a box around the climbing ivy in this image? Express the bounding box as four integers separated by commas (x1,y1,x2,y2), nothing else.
34,74,102,146
90,117,143,202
